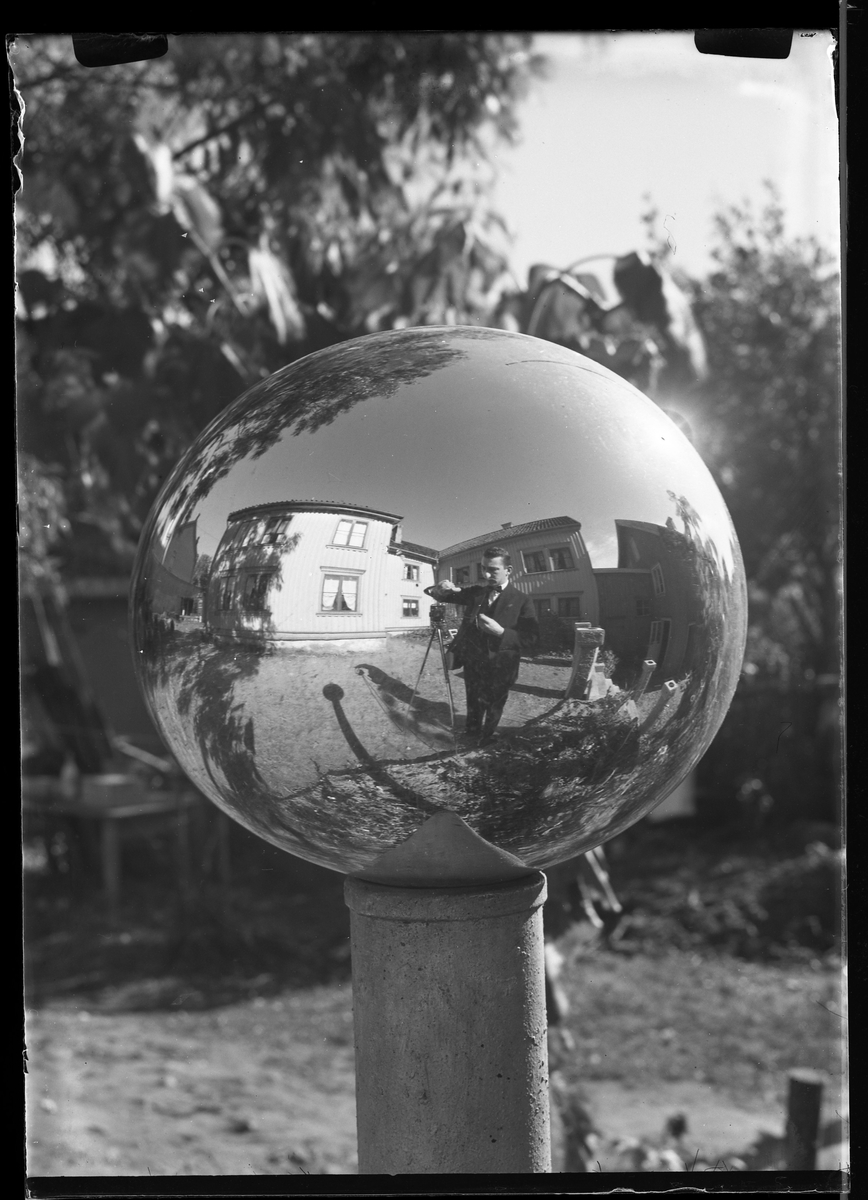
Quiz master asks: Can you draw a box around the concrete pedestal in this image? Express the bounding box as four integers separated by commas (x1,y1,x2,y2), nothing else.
345,871,551,1174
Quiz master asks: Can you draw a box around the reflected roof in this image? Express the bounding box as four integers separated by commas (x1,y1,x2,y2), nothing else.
398,540,439,563
227,500,403,524
440,516,582,558
615,519,664,535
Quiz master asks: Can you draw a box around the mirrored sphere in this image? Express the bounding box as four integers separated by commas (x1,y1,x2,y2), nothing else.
131,327,746,875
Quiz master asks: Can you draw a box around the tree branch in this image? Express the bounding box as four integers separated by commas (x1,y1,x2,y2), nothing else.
15,62,83,90
172,110,256,161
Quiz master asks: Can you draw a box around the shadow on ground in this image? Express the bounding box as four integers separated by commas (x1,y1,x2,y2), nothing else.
25,811,351,1012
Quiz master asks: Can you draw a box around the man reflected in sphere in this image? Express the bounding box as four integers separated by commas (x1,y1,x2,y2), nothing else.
426,547,539,744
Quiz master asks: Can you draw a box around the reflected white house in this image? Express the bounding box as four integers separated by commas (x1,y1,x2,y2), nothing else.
205,501,437,639
436,517,599,626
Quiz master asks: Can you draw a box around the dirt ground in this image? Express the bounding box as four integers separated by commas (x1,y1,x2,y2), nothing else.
26,987,359,1177
24,810,847,1180
144,633,683,877
157,629,580,785
25,977,847,1178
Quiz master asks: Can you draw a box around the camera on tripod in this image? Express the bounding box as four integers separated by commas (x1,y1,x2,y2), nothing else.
429,603,448,627
408,602,459,739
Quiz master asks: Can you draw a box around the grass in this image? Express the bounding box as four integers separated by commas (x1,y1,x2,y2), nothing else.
553,942,843,1101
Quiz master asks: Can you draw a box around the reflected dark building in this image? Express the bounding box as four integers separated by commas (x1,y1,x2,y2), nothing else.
594,518,698,683
206,501,437,640
142,518,202,619
438,513,709,691
436,517,597,626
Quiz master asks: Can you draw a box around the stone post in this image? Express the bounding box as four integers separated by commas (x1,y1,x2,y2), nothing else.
345,869,551,1174
786,1069,824,1170
565,624,605,700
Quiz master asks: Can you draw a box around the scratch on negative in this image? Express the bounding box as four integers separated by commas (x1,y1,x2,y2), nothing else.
504,359,610,377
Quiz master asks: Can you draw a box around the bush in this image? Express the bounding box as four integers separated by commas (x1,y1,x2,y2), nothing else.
536,611,574,653
697,681,840,826
605,820,843,960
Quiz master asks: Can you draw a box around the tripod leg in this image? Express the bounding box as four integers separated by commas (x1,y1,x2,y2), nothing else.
437,628,456,737
408,630,436,712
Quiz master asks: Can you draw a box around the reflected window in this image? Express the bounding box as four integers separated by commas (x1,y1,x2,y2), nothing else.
402,599,420,618
534,598,552,619
333,519,368,548
454,567,471,586
322,575,359,612
476,563,486,581
219,575,235,611
238,521,262,548
523,551,547,574
636,596,651,616
648,618,671,664
557,597,582,620
549,547,574,571
242,572,274,612
651,563,666,596
403,563,420,582
684,623,697,669
263,516,291,544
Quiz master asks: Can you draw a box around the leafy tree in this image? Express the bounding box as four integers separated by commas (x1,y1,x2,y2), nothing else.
640,189,840,685
638,191,841,824
631,190,842,823
13,33,542,581
18,453,70,590
685,189,841,685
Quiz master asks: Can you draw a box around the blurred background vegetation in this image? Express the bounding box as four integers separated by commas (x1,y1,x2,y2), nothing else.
17,40,844,1182
16,32,841,830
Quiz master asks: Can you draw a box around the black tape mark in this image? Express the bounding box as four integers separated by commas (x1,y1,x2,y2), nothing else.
73,34,168,69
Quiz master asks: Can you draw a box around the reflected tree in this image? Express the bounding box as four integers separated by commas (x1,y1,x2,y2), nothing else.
661,492,745,719
156,327,479,530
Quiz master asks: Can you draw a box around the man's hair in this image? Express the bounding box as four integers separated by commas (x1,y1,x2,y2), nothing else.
482,545,511,567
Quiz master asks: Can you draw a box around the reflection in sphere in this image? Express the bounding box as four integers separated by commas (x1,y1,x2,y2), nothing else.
131,327,746,877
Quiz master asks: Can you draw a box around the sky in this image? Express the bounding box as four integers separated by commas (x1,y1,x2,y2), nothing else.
490,31,840,286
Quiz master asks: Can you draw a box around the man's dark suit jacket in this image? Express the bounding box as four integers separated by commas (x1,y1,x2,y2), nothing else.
427,581,539,671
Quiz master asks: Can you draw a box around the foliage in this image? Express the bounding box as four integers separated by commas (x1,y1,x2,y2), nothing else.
15,40,841,828
13,33,542,579
641,190,841,826
605,818,841,960
535,611,574,653
18,453,70,589
696,680,840,825
652,188,840,683
499,251,707,404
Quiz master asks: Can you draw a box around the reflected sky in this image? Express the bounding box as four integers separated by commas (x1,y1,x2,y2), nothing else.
158,329,737,573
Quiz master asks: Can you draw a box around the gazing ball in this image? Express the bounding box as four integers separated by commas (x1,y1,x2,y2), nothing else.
130,327,746,880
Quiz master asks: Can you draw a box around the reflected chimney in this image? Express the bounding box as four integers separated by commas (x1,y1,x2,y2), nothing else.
501,522,513,529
